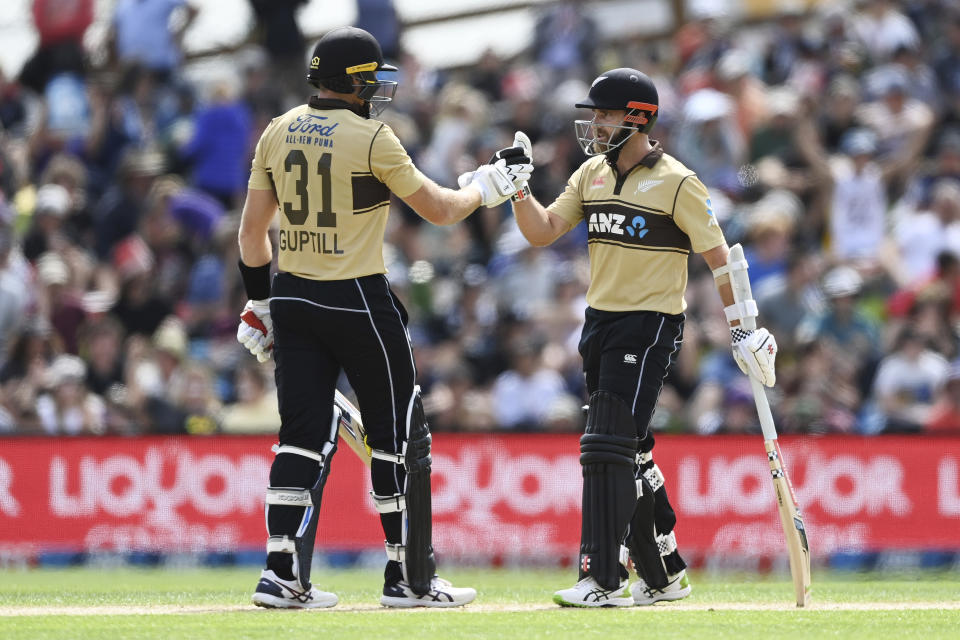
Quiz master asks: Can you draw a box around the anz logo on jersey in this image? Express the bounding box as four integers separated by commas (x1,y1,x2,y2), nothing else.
584,203,692,253
587,212,647,238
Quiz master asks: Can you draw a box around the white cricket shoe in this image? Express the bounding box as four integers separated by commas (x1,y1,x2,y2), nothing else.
630,570,692,605
251,569,338,609
381,576,477,608
553,576,633,608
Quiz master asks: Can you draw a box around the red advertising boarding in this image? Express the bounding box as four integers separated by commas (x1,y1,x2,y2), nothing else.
0,434,959,557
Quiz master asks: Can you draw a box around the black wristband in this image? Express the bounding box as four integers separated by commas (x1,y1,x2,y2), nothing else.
238,260,272,300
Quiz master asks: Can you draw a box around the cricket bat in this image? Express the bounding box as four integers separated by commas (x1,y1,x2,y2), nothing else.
334,389,372,467
727,243,812,607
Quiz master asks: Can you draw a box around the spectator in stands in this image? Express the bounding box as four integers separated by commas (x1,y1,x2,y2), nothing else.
180,81,253,208
220,361,280,433
168,360,220,434
23,183,73,262
18,0,93,94
356,0,401,60
857,66,934,183
798,265,882,396
870,327,950,432
532,0,599,82
110,0,198,83
0,69,27,134
79,315,126,397
93,148,165,260
757,250,826,352
0,227,33,361
36,252,86,355
851,0,920,63
893,180,960,285
248,0,309,105
491,336,571,430
35,354,105,435
827,129,889,268
925,362,960,432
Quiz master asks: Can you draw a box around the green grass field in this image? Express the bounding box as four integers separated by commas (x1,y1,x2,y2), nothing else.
1,567,958,639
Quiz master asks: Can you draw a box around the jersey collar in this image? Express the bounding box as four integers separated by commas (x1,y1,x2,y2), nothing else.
308,96,369,118
606,139,663,172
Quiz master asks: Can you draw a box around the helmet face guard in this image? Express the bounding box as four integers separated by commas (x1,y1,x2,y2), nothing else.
574,116,639,156
352,68,398,117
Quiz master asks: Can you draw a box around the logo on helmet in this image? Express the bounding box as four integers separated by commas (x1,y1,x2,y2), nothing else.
310,56,320,69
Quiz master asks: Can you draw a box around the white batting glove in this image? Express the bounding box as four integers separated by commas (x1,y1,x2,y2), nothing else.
731,326,777,387
492,131,534,202
237,299,273,362
462,163,521,207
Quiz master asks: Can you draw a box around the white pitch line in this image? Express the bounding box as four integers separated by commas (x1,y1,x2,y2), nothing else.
1,602,959,616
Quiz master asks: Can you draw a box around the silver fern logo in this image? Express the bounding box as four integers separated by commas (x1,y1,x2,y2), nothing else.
635,179,664,193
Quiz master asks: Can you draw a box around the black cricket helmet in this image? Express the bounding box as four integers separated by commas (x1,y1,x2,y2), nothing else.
574,68,659,156
307,26,398,116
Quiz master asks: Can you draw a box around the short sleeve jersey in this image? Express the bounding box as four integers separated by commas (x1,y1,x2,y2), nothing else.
248,98,425,280
546,146,725,314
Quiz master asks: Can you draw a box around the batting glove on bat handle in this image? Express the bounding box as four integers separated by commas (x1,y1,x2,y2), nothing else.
731,326,777,387
237,299,274,361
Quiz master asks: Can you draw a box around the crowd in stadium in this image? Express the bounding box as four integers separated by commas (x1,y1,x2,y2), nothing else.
1,0,959,437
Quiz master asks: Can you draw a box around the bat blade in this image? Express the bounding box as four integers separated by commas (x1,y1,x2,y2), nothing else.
334,389,371,467
767,440,812,607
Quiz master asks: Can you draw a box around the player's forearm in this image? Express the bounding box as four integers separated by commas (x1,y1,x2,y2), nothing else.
511,197,560,246
402,180,483,226
238,188,278,267
239,231,272,268
701,243,740,326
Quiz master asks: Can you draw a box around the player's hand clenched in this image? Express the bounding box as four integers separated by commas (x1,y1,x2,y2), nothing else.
459,163,523,207
458,131,533,206
731,326,777,387
490,131,533,202
237,299,274,363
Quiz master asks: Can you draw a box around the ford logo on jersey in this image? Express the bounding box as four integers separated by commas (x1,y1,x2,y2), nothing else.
287,114,339,136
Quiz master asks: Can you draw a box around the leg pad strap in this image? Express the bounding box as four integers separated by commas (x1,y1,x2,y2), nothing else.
371,492,406,514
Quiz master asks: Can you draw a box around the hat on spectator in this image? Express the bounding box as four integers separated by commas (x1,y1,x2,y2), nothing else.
168,189,225,241
716,49,752,82
767,87,799,117
683,88,732,122
36,252,69,286
841,128,878,156
153,316,187,360
46,354,87,387
119,148,166,177
828,75,860,99
35,184,70,217
823,265,863,298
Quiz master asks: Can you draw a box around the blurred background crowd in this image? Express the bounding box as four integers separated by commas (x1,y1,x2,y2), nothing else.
1,0,960,437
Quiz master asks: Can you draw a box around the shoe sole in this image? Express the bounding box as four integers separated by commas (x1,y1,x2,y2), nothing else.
632,584,692,606
252,593,338,609
380,595,476,608
552,594,633,608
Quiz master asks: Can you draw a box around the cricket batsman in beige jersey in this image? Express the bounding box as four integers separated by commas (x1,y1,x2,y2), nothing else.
489,68,779,606
235,27,531,609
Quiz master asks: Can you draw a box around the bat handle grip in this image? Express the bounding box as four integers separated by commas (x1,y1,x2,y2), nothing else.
749,374,779,442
